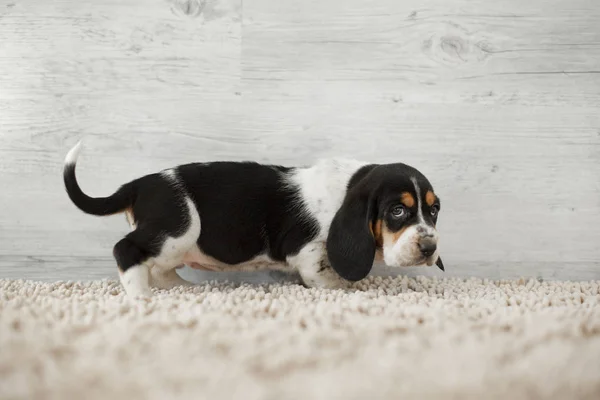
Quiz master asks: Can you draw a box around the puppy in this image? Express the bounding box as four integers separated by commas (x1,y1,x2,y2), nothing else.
63,141,443,297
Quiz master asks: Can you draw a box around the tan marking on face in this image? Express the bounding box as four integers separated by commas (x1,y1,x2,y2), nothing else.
381,223,409,246
425,191,436,207
371,219,383,247
392,226,409,243
401,192,415,208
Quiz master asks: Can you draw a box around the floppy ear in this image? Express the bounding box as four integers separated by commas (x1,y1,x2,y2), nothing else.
326,191,376,282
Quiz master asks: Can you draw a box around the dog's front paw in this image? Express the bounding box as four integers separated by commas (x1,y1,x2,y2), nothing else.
301,263,353,290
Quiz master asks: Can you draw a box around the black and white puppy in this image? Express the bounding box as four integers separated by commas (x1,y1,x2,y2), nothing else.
63,141,443,297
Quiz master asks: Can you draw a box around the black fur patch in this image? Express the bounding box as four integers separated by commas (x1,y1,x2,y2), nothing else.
176,162,319,264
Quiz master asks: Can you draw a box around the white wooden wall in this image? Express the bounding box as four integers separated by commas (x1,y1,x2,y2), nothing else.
1,0,599,282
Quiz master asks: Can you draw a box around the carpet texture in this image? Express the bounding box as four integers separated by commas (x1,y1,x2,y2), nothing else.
1,276,599,400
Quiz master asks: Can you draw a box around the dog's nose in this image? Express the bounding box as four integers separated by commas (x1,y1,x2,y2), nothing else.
418,242,437,257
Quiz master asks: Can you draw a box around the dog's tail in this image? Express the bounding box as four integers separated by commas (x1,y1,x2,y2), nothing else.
63,141,136,216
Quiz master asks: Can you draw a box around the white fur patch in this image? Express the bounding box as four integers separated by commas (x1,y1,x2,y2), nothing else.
383,225,423,267
65,141,83,165
289,158,367,241
411,176,424,224
285,159,370,285
161,168,178,181
119,265,152,297
152,197,201,270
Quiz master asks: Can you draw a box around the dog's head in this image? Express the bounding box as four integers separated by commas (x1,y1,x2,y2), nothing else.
326,163,443,281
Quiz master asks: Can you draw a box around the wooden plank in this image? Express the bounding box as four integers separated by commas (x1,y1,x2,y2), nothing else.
242,0,600,109
243,0,600,81
0,0,242,148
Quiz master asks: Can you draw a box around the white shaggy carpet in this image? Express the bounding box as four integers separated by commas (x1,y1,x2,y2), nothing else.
1,276,599,400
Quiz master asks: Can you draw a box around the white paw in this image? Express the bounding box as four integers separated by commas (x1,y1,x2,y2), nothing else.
303,263,352,290
119,265,152,298
289,242,353,290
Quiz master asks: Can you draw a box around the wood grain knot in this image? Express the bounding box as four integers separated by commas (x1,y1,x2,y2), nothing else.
440,36,467,59
170,0,206,18
422,26,490,66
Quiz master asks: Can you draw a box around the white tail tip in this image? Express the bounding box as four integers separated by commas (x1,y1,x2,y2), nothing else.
65,140,83,165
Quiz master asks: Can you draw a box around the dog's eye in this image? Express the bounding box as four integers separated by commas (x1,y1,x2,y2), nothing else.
430,205,439,217
391,205,406,218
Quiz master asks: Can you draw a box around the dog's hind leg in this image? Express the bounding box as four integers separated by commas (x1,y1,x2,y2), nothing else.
146,197,201,291
114,204,199,296
113,167,201,297
113,229,157,297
